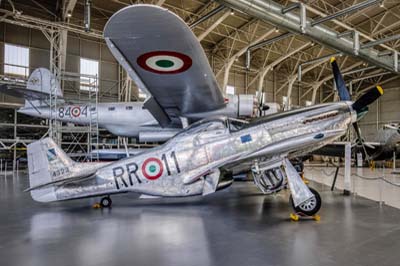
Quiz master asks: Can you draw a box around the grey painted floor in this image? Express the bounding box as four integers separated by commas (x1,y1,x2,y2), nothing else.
1,172,400,266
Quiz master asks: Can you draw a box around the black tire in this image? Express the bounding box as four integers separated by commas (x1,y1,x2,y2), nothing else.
289,187,321,216
100,196,112,208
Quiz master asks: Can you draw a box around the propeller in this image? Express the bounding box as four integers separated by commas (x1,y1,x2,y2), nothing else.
330,57,384,163
256,92,270,117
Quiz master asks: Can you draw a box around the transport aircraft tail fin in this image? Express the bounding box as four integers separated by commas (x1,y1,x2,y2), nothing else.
0,68,64,110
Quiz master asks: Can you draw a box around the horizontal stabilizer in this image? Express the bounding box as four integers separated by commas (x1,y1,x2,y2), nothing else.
27,138,107,202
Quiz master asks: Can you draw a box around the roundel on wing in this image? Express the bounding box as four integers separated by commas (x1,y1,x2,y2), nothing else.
141,157,164,180
137,51,192,74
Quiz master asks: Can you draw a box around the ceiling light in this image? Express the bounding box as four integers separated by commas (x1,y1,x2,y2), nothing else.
275,28,279,33
379,1,384,8
67,12,72,18
230,10,234,15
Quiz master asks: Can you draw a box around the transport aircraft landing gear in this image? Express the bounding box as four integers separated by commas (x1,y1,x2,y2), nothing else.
100,196,112,208
289,187,321,220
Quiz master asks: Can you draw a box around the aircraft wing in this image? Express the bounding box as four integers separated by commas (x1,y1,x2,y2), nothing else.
104,5,225,127
312,141,381,157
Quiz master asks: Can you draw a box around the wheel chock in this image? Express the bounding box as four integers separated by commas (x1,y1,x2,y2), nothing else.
92,203,102,209
290,212,320,222
301,174,309,184
290,213,299,221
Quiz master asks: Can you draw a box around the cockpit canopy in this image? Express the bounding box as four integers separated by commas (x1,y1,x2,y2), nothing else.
174,116,249,138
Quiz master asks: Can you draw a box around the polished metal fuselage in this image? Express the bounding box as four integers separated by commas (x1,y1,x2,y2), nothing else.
53,102,355,201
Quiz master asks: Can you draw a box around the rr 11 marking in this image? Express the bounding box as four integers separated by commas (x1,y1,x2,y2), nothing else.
161,151,180,175
112,152,181,190
113,162,141,190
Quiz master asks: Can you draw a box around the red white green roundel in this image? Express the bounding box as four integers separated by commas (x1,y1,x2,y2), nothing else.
71,106,81,117
141,157,164,180
137,51,192,74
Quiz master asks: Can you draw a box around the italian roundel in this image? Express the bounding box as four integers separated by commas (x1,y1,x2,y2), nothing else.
137,51,192,74
141,157,164,180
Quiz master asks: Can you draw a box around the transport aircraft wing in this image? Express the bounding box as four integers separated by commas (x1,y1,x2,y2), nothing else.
104,5,225,128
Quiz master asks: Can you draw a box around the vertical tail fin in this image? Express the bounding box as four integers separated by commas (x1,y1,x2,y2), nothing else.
27,138,74,202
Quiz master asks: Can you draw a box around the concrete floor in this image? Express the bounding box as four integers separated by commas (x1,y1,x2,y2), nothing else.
2,172,400,266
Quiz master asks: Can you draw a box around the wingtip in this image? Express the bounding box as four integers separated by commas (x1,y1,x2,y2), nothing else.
330,57,336,63
376,85,384,95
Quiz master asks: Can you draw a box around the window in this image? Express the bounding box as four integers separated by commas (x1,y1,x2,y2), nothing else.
108,107,115,111
126,106,133,110
226,85,235,95
138,88,147,99
80,58,99,91
228,118,248,132
4,43,29,77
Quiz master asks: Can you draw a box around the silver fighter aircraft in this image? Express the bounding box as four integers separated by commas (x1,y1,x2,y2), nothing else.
25,57,384,216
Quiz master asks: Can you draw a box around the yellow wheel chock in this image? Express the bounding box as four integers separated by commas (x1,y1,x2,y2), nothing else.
301,173,309,184
290,213,320,222
92,203,102,209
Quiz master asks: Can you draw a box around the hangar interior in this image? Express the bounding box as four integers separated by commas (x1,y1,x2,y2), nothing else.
0,0,400,266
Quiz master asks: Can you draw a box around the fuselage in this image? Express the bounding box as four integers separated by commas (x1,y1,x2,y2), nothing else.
19,94,256,141
48,101,355,202
19,102,167,138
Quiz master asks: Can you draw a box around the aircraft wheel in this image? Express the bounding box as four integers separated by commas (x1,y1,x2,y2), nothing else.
100,196,112,208
289,187,321,216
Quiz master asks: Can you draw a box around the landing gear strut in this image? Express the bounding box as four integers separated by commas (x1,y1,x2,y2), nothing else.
289,187,321,217
100,196,112,208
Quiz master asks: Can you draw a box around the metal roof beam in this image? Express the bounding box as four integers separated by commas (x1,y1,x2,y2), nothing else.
361,34,400,49
197,9,231,41
310,0,381,26
190,5,226,28
220,28,275,91
217,0,398,73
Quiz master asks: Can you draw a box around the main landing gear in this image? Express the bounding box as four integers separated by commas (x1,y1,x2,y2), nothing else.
289,187,321,221
93,196,112,209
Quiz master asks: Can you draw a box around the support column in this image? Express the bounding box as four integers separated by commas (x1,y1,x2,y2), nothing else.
344,142,351,196
13,109,17,172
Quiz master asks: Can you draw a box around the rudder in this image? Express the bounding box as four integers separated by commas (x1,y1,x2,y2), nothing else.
27,138,74,202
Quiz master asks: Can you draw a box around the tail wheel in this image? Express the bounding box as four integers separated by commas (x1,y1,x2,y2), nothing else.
100,196,112,208
289,187,321,216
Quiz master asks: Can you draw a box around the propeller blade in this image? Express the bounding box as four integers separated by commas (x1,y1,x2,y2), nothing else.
330,57,351,101
352,86,383,112
353,122,371,162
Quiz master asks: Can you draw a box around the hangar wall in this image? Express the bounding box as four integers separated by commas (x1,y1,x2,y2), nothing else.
0,23,119,104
